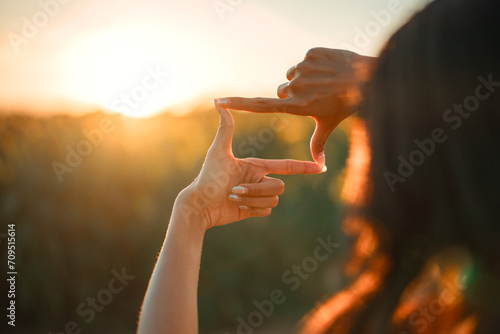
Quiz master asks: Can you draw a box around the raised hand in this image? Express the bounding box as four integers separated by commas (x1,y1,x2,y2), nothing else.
177,101,325,230
216,48,376,167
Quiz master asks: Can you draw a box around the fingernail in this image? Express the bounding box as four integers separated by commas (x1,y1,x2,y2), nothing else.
228,194,241,202
239,205,249,210
214,99,221,114
232,186,248,195
216,98,229,106
321,165,328,173
318,152,326,167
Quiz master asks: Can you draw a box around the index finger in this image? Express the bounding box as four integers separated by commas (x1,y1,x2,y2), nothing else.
247,158,326,175
217,97,294,114
209,102,234,155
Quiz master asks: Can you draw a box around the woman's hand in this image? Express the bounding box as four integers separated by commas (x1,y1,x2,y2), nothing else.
216,48,376,167
138,101,324,334
176,101,325,231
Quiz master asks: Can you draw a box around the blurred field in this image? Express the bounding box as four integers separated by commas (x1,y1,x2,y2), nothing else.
0,107,351,333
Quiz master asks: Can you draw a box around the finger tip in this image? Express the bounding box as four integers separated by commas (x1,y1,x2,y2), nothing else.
305,162,326,175
309,161,326,174
316,152,326,168
214,100,228,112
215,98,229,106
216,105,235,128
214,99,221,114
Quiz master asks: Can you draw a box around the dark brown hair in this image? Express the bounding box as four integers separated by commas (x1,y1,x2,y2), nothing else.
302,0,500,332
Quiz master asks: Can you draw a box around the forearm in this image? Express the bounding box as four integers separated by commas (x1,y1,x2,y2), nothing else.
137,191,207,334
135,100,314,333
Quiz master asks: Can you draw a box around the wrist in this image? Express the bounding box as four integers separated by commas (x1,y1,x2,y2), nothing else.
171,186,210,233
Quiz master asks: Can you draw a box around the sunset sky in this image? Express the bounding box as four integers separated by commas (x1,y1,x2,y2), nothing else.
0,0,429,117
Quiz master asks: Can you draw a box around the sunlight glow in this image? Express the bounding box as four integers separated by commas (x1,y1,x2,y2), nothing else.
59,26,201,117
0,0,429,117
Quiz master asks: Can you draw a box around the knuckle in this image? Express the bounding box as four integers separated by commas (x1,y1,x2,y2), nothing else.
277,180,285,195
277,83,289,98
271,196,280,208
285,160,294,173
305,47,325,60
252,186,262,196
295,62,308,73
288,79,306,92
261,208,272,217
206,146,217,158
291,97,311,109
255,99,272,112
286,66,297,80
312,140,326,152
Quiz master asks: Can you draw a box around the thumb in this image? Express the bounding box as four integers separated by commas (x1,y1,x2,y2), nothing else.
209,100,235,156
310,118,336,167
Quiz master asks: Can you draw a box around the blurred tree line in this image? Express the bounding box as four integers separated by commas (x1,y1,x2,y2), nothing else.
0,106,351,333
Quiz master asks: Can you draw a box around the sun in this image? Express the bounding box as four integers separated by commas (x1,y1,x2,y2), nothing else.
59,26,201,117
